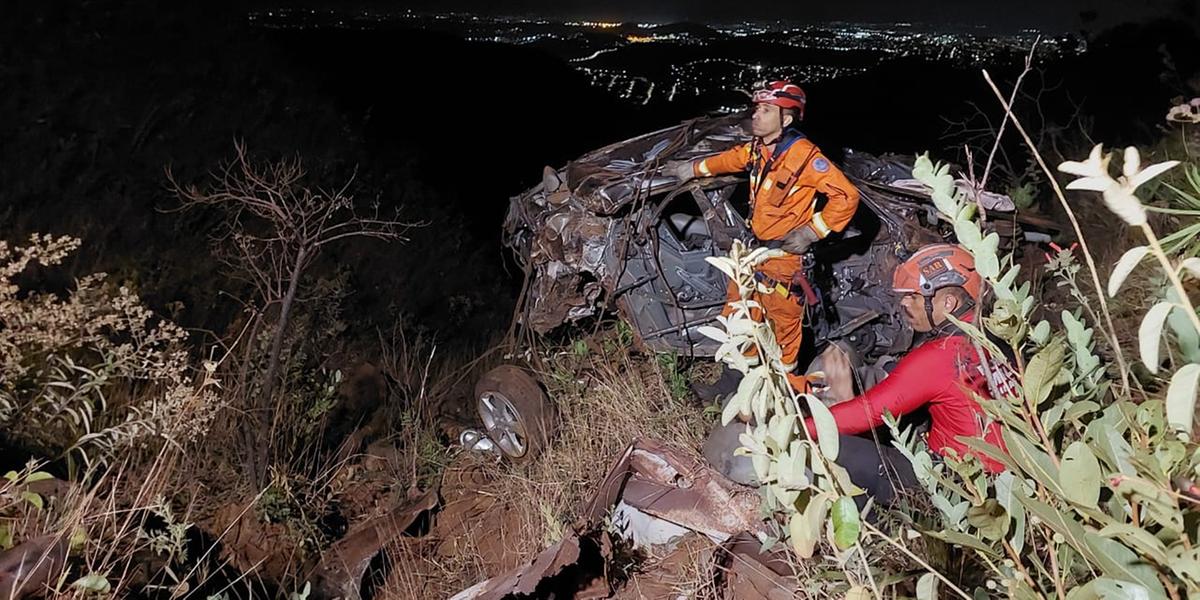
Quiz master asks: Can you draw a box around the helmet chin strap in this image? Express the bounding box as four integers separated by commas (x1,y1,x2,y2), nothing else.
924,293,976,336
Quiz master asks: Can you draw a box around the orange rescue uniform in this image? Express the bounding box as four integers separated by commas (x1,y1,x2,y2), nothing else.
695,133,860,373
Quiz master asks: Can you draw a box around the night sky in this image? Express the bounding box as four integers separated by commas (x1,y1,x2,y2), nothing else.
362,0,1191,31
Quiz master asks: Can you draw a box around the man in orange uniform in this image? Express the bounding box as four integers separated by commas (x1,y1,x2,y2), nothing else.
674,81,860,389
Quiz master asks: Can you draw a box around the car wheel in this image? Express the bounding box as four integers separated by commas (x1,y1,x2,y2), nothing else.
474,365,558,462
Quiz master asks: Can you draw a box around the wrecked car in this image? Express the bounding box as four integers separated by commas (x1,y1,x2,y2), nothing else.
471,114,1049,462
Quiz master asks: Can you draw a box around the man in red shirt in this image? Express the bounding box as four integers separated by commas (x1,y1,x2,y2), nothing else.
704,244,1009,507
810,243,1009,505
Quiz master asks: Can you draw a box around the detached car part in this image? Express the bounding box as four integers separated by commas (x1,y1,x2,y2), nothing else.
474,365,558,462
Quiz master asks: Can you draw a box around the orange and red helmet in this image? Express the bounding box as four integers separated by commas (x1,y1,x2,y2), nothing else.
753,80,806,119
892,244,982,302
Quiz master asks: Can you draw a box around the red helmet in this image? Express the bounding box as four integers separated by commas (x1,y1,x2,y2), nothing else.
892,244,982,302
753,80,806,119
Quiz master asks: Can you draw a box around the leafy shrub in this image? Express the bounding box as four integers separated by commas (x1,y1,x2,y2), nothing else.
0,234,219,469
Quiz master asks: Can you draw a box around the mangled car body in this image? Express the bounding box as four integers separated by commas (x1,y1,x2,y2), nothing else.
503,114,1028,365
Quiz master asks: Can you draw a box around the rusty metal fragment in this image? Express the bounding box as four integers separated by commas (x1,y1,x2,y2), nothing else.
713,532,799,600
583,438,767,541
448,529,613,600
312,489,438,600
613,533,717,599
0,535,69,600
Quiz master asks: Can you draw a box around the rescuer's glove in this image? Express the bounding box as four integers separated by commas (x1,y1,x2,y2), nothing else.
780,225,819,255
667,160,697,183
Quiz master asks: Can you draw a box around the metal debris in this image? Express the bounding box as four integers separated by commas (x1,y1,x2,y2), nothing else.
458,428,502,456
582,438,768,541
311,490,438,599
0,535,69,600
450,439,773,599
448,529,613,600
713,532,800,600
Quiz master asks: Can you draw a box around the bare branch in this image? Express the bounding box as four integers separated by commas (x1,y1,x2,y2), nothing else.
980,37,1040,194
169,143,424,484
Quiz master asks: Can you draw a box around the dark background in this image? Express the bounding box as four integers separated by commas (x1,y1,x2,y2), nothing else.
257,0,1194,33
2,1,1197,351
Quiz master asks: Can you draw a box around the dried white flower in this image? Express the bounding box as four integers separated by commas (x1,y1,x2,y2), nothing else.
1058,144,1179,226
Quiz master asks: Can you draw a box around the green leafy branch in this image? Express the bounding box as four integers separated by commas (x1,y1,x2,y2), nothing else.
701,242,865,559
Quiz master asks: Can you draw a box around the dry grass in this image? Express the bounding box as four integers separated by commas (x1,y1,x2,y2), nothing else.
376,335,715,599
505,347,710,532
0,444,229,599
614,533,721,599
1054,187,1199,356
1060,209,1186,377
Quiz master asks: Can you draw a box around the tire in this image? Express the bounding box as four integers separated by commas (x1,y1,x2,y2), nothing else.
703,418,758,486
474,365,558,462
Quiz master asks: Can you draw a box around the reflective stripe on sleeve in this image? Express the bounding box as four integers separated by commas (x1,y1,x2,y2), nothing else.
811,212,832,238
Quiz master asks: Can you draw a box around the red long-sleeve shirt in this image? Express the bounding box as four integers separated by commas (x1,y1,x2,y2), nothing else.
804,335,1009,472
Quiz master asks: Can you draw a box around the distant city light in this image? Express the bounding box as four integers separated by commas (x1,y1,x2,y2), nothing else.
566,20,623,29
245,9,1084,106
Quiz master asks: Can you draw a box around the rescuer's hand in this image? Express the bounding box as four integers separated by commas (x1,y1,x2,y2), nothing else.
819,345,855,404
780,225,819,255
667,161,697,183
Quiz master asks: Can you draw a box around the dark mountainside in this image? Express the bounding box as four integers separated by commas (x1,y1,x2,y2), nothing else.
2,1,1196,354
805,19,1200,157
1,2,651,355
